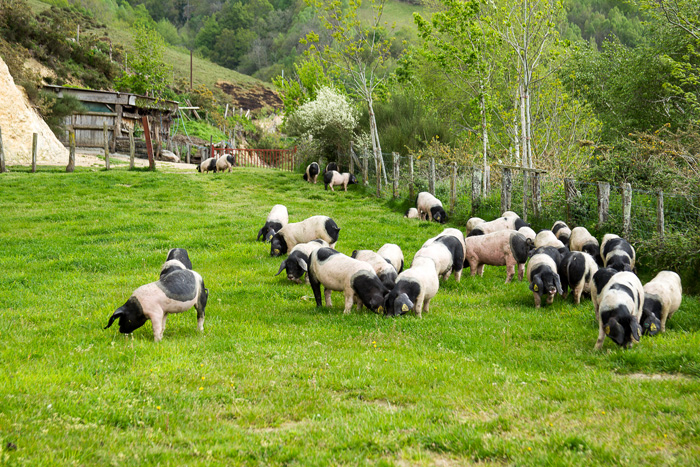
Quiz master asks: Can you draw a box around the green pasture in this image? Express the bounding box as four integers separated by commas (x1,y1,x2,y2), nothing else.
1,166,699,465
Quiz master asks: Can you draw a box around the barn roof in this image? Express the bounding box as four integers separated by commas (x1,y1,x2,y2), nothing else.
43,85,179,114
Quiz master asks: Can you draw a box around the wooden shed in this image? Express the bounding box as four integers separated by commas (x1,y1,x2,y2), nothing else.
44,85,179,156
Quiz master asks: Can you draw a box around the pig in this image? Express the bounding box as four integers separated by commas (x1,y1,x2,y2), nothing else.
465,217,485,235
308,247,389,314
270,215,340,256
215,155,235,172
463,230,530,282
467,216,530,236
641,271,682,335
535,230,566,249
164,248,192,271
502,211,520,219
323,171,358,191
416,192,447,224
351,249,398,289
413,235,464,282
422,228,467,258
558,251,599,304
569,227,602,265
303,162,320,183
257,204,289,242
196,157,217,173
383,257,440,318
324,162,338,173
593,270,644,350
404,207,420,219
552,221,571,246
601,234,636,273
275,239,329,284
377,243,404,274
518,226,537,245
105,268,208,342
527,252,563,308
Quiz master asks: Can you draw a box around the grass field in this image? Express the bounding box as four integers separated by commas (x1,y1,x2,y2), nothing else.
1,166,700,465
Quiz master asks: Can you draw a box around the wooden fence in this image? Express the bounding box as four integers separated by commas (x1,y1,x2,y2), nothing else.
212,146,296,171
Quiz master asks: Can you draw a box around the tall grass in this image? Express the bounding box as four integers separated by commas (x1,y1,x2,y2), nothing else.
1,166,699,465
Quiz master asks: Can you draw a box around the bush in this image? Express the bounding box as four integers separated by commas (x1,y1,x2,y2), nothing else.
636,232,700,294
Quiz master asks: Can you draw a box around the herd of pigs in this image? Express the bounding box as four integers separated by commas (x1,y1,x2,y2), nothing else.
108,165,682,351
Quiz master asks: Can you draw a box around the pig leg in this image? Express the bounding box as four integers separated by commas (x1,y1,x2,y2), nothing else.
343,290,354,314
468,259,478,277
324,288,333,307
151,311,165,342
594,320,606,350
518,263,525,281
476,264,485,277
573,284,583,305
533,292,542,309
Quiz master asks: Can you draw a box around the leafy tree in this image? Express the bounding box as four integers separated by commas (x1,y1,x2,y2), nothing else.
116,22,173,98
273,55,330,114
302,0,395,191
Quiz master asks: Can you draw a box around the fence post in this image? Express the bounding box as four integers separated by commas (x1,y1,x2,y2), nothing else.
31,132,38,173
349,142,355,174
596,182,610,228
532,171,542,218
501,167,512,213
0,126,6,173
429,157,435,195
409,155,415,201
186,143,191,164
129,127,135,169
657,190,664,238
564,178,574,225
522,171,529,222
210,136,214,160
392,152,399,199
471,168,482,215
622,182,632,238
66,129,75,173
450,162,457,215
103,122,110,170
484,165,491,196
362,151,368,186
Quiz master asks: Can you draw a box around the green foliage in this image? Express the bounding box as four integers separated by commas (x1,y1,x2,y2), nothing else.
115,21,173,98
38,91,85,137
272,56,330,115
637,233,700,294
564,0,645,47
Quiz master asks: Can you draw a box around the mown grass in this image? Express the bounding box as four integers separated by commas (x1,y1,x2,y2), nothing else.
1,166,699,465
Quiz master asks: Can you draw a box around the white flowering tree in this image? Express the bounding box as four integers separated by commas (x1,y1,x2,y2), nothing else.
285,86,359,158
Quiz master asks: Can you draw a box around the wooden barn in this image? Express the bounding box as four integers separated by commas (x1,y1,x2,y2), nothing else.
43,85,179,156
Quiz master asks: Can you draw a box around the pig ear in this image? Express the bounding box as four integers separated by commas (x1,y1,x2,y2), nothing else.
529,274,541,292
256,228,264,241
299,259,308,272
631,322,642,343
275,261,287,276
554,274,564,295
104,307,125,329
351,250,359,259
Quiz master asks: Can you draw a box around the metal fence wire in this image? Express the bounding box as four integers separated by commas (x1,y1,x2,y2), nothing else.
352,153,699,241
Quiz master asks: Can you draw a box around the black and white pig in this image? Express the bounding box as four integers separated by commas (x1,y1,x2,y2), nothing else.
270,215,340,256
535,230,566,250
601,233,636,273
377,243,404,274
465,217,485,235
552,221,572,246
463,230,530,282
275,239,329,284
467,216,530,237
384,257,440,318
105,268,208,342
413,235,464,282
324,162,338,173
323,171,358,191
641,271,682,335
216,155,235,172
196,157,217,173
303,162,320,183
527,251,563,308
569,227,602,265
558,251,599,304
351,249,398,289
404,208,420,219
416,192,447,224
257,204,289,242
308,248,389,314
164,248,193,271
593,270,644,350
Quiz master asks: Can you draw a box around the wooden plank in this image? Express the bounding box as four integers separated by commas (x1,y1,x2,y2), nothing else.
129,127,135,169
597,182,610,227
142,116,155,170
66,129,75,172
103,122,110,170
31,133,38,172
622,183,632,238
111,104,122,153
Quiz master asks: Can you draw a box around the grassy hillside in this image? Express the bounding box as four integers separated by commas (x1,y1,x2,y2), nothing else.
1,165,699,465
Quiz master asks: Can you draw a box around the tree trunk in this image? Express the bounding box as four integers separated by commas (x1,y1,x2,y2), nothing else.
480,86,489,195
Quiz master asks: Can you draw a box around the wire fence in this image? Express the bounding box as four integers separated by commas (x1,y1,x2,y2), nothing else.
342,152,700,243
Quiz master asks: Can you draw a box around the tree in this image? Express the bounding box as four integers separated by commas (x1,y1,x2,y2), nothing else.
116,22,173,99
285,86,358,158
302,0,394,190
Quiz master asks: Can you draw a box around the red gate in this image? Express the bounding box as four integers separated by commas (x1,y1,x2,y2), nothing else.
212,146,296,172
